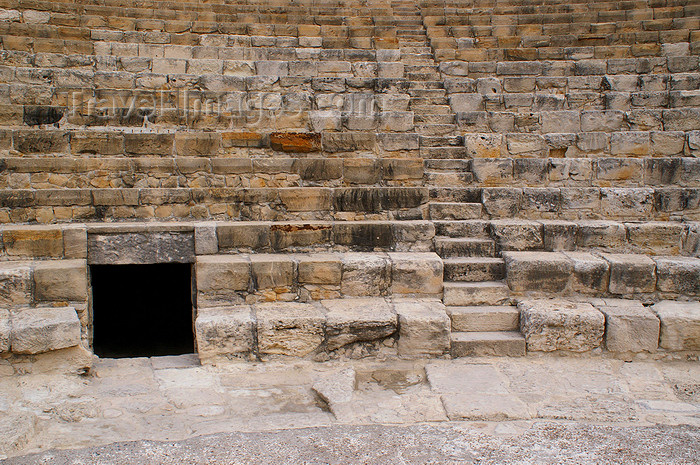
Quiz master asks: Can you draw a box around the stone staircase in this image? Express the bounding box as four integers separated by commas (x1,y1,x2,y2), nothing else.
431,212,526,357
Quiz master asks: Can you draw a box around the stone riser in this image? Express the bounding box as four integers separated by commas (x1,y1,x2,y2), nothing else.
195,252,443,306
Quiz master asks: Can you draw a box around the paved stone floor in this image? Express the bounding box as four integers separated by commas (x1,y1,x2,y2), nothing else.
1,355,698,463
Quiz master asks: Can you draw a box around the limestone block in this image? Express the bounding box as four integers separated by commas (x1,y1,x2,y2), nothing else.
0,309,9,353
10,307,81,354
3,227,63,257
194,222,218,255
395,300,450,357
481,188,522,217
62,226,88,259
216,223,270,250
0,264,33,306
195,306,255,360
625,222,684,256
600,188,654,218
88,232,195,265
602,254,656,295
541,220,577,251
464,134,503,158
388,252,443,295
563,252,610,294
576,220,626,250
377,62,404,78
450,93,483,112
489,220,543,251
297,254,341,285
255,302,325,357
34,260,88,302
322,298,396,350
595,300,659,353
196,255,250,307
340,253,390,296
651,301,700,351
504,252,572,293
519,299,605,352
654,256,700,296
250,254,294,290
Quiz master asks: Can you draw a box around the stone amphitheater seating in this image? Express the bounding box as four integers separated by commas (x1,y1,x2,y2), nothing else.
0,0,698,371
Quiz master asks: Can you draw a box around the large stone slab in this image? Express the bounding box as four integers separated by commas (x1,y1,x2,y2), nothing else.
297,254,342,285
3,226,64,258
340,253,390,296
195,306,255,360
519,299,605,352
88,232,195,264
322,298,396,351
195,255,251,307
10,307,81,354
654,256,700,296
250,254,294,290
504,252,572,293
651,301,700,351
388,252,443,295
595,299,660,353
563,252,610,294
33,260,88,302
395,300,450,357
602,254,657,295
490,220,543,251
0,263,33,306
255,302,325,357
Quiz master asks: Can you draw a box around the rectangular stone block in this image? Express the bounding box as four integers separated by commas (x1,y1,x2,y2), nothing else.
388,252,443,295
395,300,450,357
595,299,659,353
519,299,604,352
88,232,195,265
541,220,577,251
563,252,610,294
340,253,390,297
217,223,270,250
297,254,341,285
322,298,396,351
10,307,81,354
255,302,325,357
654,256,700,296
195,306,255,361
3,227,64,258
651,301,700,351
576,220,626,250
602,253,657,295
195,255,251,307
0,264,33,306
194,222,218,255
250,254,294,290
490,220,543,251
504,252,572,293
626,222,684,255
34,260,88,302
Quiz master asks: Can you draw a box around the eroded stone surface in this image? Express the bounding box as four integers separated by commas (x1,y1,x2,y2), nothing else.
10,307,81,355
195,306,255,361
595,299,660,353
519,299,605,352
88,232,195,265
395,300,450,357
388,252,443,295
504,252,572,293
322,298,396,351
255,302,325,357
652,301,700,351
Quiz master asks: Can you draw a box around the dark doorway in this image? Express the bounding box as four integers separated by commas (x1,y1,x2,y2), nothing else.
91,264,194,358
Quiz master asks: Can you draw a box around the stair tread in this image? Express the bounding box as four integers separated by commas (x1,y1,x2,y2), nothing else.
443,257,505,264
444,281,508,288
451,331,524,341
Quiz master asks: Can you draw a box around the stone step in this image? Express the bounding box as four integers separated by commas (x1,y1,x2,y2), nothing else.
443,257,506,282
410,104,453,114
443,281,511,306
420,135,463,147
408,80,444,89
447,305,519,332
410,96,449,106
424,159,470,170
450,331,526,357
429,202,483,220
424,171,475,187
419,146,468,159
407,72,441,81
414,114,455,125
416,124,458,136
433,220,491,238
435,237,496,258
